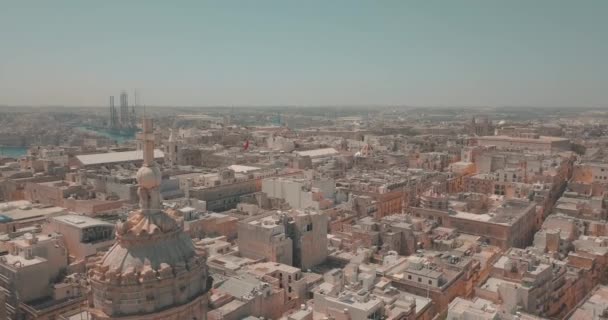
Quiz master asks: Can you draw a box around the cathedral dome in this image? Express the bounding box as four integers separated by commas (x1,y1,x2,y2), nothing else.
88,119,211,320
136,165,162,189
99,229,199,275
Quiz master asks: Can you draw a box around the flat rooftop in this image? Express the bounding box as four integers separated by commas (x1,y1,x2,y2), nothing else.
451,199,534,226
294,148,339,158
216,273,267,299
576,162,608,169
38,180,78,188
573,236,608,256
247,215,283,228
448,297,498,319
568,285,608,320
406,293,432,314
480,277,519,293
478,135,569,143
76,149,164,166
228,164,261,173
248,261,300,275
452,211,493,222
0,200,66,222
322,290,383,312
488,200,535,225
0,253,46,268
208,254,255,271
406,266,443,279
51,214,113,229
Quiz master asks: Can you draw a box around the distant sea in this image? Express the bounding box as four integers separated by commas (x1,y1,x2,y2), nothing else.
0,146,28,158
75,127,136,144
0,127,135,159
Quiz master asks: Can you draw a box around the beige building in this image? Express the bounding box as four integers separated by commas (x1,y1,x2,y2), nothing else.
186,167,287,212
43,214,115,266
24,180,86,207
447,297,498,320
477,135,570,153
246,262,308,306
184,211,239,240
238,209,328,270
196,236,232,258
477,247,587,319
411,197,537,249
0,200,67,234
0,233,86,320
554,191,607,221
314,287,384,320
313,268,433,320
238,214,294,265
289,209,329,269
572,162,608,184
262,177,335,210
208,273,285,320
567,285,608,320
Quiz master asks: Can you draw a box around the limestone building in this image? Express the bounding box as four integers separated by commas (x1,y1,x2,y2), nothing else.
164,129,183,167
0,232,84,320
477,135,570,153
237,214,294,266
238,209,328,270
42,214,115,267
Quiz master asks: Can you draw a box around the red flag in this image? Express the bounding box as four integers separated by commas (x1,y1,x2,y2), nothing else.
243,139,249,150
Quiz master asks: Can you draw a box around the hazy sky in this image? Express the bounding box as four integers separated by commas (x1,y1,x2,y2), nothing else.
1,1,607,107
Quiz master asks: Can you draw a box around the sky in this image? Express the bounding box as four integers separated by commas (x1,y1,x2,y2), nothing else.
1,1,607,107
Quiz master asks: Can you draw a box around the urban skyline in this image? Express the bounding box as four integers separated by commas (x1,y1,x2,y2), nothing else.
3,105,608,320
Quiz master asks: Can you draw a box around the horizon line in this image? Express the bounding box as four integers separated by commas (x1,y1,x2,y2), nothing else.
1,105,607,109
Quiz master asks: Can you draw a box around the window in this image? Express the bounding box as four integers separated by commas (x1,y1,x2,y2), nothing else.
408,275,412,280
418,277,422,282
428,280,432,285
